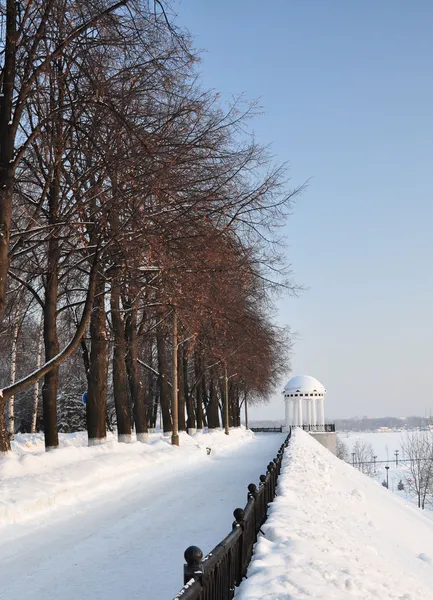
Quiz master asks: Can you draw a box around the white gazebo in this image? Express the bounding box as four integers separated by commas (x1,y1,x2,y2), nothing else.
283,375,326,428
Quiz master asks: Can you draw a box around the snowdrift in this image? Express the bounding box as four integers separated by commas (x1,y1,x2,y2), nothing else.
0,428,253,529
237,429,433,600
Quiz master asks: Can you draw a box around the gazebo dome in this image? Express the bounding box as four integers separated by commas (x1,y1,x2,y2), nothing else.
283,375,325,395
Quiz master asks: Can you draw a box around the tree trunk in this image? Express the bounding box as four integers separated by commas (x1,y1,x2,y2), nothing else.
194,352,205,431
232,387,241,427
148,341,158,431
194,353,201,430
0,0,16,327
185,348,196,434
42,297,60,450
86,272,108,445
177,344,186,432
124,301,148,442
171,308,179,446
31,317,44,434
8,318,19,439
151,391,158,430
156,325,172,433
223,365,229,435
42,170,61,451
0,1,18,453
80,338,90,376
110,271,132,442
207,369,220,430
139,337,157,431
200,355,208,428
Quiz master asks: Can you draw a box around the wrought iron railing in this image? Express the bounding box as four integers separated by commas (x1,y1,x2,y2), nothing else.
173,431,291,600
249,426,283,433
299,423,335,432
249,424,335,434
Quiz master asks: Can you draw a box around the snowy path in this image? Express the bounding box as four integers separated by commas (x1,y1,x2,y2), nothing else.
0,433,283,600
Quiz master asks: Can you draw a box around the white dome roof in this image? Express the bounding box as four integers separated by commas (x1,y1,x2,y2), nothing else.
283,375,326,394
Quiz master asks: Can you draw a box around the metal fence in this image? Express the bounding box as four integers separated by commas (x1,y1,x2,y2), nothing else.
173,431,291,600
300,424,335,433
250,424,335,434
250,426,283,433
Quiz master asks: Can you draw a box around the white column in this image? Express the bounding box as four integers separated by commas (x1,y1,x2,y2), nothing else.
293,398,298,427
318,396,325,426
298,397,303,426
312,397,317,426
307,397,312,427
285,397,290,430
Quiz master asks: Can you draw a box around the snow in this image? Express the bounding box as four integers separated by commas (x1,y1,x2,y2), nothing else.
283,374,325,393
340,430,421,502
0,429,284,599
1,428,255,528
341,430,405,461
236,429,433,599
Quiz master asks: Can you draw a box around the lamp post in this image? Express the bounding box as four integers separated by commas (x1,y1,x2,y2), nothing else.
352,452,355,467
385,465,389,489
395,450,399,466
373,455,377,474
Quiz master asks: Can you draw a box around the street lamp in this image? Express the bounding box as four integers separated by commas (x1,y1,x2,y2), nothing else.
373,455,377,474
352,452,355,467
385,465,389,489
395,450,399,466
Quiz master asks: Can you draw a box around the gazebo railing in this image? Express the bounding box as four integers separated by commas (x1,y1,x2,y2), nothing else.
250,426,283,433
297,424,335,432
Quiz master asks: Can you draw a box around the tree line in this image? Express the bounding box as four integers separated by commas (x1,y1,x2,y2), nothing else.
0,0,299,452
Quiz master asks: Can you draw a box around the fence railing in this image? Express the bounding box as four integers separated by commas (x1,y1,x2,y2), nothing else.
173,431,291,600
250,426,283,433
249,424,335,434
299,423,335,432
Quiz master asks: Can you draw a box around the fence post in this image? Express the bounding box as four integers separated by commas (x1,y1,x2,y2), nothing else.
248,483,258,500
248,483,259,533
267,461,275,498
183,546,204,586
259,473,268,511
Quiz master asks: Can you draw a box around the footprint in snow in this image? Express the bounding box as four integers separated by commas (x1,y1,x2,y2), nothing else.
345,578,355,591
351,489,364,501
417,553,433,565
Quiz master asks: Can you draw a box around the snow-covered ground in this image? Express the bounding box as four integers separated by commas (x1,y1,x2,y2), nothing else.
1,428,255,528
340,430,421,501
237,429,433,599
341,430,405,461
0,429,284,600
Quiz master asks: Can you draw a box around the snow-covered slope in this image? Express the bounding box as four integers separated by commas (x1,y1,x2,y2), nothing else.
237,429,433,600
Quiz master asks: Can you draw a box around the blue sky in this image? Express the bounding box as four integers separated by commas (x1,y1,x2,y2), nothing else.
175,1,433,420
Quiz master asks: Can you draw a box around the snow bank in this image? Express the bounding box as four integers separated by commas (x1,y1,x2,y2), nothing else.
237,429,433,600
0,427,253,529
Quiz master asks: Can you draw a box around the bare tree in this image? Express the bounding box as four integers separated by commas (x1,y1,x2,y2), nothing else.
401,431,433,509
352,439,375,477
336,436,349,462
